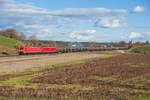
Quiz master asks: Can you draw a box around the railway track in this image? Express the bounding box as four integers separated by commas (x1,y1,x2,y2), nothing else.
0,47,129,58
0,52,58,58
0,55,19,58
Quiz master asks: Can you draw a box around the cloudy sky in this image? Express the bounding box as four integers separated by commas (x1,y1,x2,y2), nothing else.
0,0,150,42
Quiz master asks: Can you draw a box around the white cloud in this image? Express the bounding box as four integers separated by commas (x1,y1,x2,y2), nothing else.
0,0,128,41
86,30,96,34
95,18,125,28
121,31,150,41
128,32,143,39
135,26,150,29
16,22,43,29
133,6,145,13
147,32,150,34
145,32,150,37
51,8,127,28
0,0,57,27
50,8,126,18
69,30,96,41
25,28,56,39
76,35,94,40
37,31,54,38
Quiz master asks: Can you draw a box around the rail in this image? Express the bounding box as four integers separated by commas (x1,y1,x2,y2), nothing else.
0,46,130,57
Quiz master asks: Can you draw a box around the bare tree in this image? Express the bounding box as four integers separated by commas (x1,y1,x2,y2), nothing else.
6,28,20,40
145,40,149,44
29,34,38,47
29,34,37,40
19,32,26,40
0,28,20,40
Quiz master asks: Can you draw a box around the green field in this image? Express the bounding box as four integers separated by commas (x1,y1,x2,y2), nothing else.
0,35,21,49
0,35,23,55
130,45,150,53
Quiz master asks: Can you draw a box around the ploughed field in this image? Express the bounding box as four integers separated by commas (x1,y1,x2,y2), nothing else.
0,53,150,100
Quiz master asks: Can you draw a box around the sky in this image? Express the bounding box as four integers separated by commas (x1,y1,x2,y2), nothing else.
0,0,150,42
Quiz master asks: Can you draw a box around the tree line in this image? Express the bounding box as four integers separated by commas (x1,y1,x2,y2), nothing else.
0,28,149,48
0,28,38,41
0,28,56,47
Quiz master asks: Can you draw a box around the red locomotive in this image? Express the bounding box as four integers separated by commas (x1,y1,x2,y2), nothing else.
18,46,56,55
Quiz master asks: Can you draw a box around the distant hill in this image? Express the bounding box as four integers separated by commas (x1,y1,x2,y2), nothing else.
0,35,23,55
130,44,150,54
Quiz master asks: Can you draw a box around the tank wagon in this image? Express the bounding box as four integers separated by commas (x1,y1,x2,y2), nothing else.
66,46,88,52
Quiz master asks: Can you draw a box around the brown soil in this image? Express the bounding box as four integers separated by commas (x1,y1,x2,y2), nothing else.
32,54,150,85
0,54,150,100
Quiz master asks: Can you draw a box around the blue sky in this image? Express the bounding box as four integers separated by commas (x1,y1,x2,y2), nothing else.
0,0,150,42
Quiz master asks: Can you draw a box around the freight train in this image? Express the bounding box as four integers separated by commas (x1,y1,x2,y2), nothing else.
18,46,129,55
